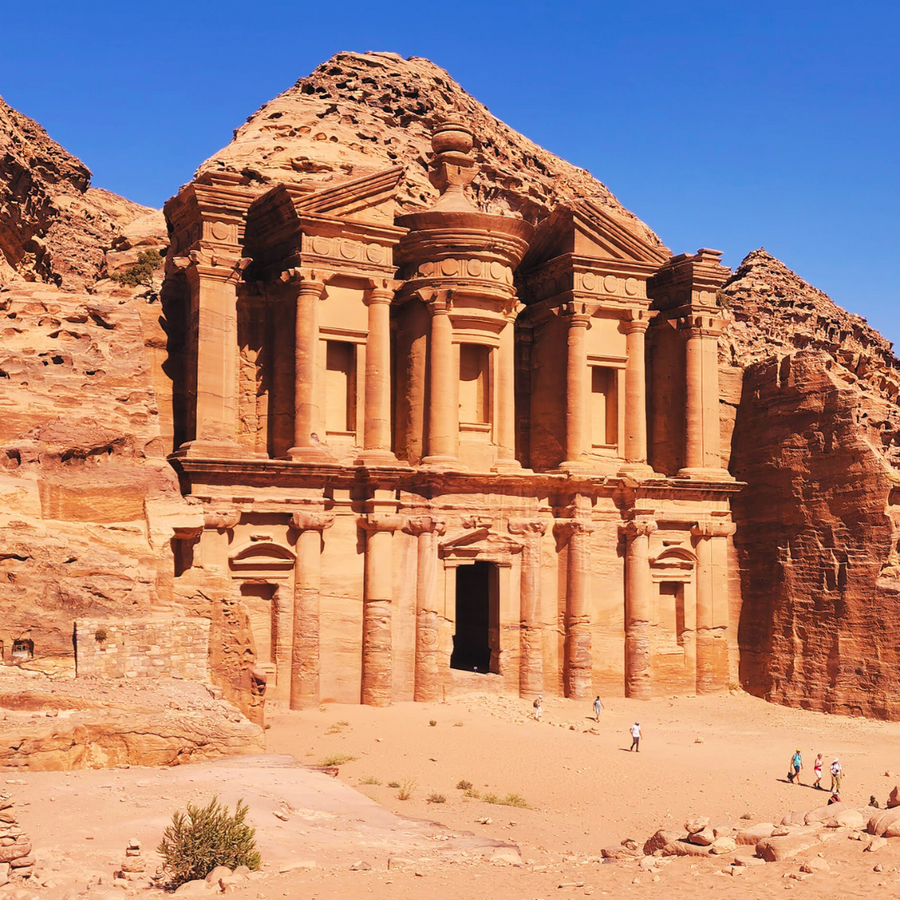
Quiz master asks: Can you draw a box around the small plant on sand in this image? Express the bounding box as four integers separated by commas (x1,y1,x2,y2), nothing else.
359,776,381,785
397,779,417,801
94,627,107,642
426,793,446,804
157,796,260,888
317,753,357,767
456,779,473,791
464,787,480,799
326,722,349,734
387,781,401,788
483,792,530,809
429,719,437,726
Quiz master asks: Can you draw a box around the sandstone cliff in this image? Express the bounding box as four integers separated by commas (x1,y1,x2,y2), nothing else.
723,251,900,718
198,51,665,248
0,95,165,290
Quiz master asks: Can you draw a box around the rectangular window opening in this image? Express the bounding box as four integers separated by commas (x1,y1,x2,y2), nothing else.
325,341,356,434
590,366,618,448
459,343,490,425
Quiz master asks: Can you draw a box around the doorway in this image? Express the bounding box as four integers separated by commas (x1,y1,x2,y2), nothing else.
451,561,496,673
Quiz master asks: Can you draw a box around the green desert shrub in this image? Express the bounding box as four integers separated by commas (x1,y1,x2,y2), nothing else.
157,796,260,888
110,249,163,289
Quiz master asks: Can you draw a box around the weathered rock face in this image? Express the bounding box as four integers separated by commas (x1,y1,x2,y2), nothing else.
198,51,664,246
0,95,165,290
724,251,900,718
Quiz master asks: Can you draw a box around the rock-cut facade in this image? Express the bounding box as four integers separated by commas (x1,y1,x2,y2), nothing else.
162,119,742,708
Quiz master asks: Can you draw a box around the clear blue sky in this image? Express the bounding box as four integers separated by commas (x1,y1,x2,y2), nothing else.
1,1,897,343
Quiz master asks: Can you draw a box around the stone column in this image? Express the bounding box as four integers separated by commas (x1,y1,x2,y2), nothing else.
560,304,591,470
620,515,658,700
691,519,736,693
271,586,293,701
177,252,245,457
509,519,547,697
621,311,652,468
404,516,446,702
284,269,328,461
359,280,398,464
555,508,595,698
423,293,458,465
679,315,725,475
360,513,404,706
288,509,334,709
493,313,519,470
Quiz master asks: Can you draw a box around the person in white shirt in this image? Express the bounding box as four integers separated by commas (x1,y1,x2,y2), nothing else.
830,758,842,792
629,721,641,751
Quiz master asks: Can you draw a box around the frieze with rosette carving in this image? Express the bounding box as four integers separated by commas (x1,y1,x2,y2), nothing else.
302,233,389,268
410,258,515,286
576,271,645,299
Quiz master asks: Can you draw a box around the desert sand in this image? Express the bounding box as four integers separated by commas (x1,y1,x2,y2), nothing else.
9,687,900,899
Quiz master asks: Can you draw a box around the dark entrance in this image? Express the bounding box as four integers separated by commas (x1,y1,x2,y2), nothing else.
451,561,494,673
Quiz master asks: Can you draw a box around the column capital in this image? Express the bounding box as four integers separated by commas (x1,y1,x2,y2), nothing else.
204,508,241,530
691,519,737,538
508,518,547,537
416,288,454,314
618,515,658,540
677,312,725,338
559,300,592,326
174,248,250,286
621,308,657,334
289,510,335,532
172,525,204,541
403,515,447,537
365,277,401,304
280,267,327,296
553,517,595,541
361,513,405,534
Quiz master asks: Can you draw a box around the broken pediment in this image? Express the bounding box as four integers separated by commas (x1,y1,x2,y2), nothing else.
229,541,296,578
291,167,405,225
440,527,524,561
522,201,670,272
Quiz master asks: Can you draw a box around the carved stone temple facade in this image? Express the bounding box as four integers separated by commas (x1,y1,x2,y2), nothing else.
163,122,741,708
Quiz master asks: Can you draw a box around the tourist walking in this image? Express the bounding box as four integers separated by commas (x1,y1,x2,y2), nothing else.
830,757,842,793
593,696,603,721
629,721,641,751
788,749,803,784
813,753,824,789
533,694,542,721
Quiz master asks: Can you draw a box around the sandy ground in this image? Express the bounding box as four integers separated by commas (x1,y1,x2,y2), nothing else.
9,689,900,899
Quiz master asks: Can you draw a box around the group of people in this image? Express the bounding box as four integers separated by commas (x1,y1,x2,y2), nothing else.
788,749,843,801
531,695,642,752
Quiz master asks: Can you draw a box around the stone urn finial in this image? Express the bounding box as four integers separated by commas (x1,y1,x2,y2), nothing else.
429,120,477,211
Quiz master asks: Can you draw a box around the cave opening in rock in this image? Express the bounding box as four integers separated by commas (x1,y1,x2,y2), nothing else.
451,561,496,673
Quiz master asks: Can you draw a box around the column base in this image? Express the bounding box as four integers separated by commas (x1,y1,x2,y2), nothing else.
421,455,466,470
555,459,595,474
286,445,332,462
491,457,524,474
355,449,409,467
171,439,246,460
676,467,735,482
617,462,663,479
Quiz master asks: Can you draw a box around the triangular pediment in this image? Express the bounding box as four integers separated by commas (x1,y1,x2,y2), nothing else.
291,167,405,225
522,201,669,271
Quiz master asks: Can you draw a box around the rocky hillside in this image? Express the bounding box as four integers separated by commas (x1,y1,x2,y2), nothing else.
0,94,165,290
199,51,665,248
722,251,900,719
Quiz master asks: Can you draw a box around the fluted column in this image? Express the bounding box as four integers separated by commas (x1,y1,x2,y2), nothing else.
288,509,334,709
679,314,725,476
691,519,736,693
404,516,447,702
621,515,658,700
493,312,520,470
359,280,398,464
555,507,595,698
284,269,328,461
560,304,591,470
423,293,457,465
621,311,653,470
175,251,246,458
361,513,404,706
509,519,547,697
